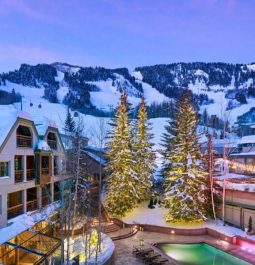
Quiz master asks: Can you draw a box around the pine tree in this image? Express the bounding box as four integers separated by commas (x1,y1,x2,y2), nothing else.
133,97,154,201
64,108,76,133
161,104,177,179
163,92,206,223
106,91,138,217
248,216,253,233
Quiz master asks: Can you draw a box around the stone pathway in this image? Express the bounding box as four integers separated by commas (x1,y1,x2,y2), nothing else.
113,231,255,265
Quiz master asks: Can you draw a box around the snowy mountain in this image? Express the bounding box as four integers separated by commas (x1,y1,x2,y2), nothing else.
0,62,255,127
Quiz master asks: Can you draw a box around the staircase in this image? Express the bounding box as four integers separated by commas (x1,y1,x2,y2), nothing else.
93,219,121,233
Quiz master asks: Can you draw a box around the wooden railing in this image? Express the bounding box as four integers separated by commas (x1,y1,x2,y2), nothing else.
47,140,57,150
27,199,37,211
7,204,23,219
41,167,49,176
17,135,32,147
15,170,23,183
26,168,34,181
40,175,51,185
42,195,51,207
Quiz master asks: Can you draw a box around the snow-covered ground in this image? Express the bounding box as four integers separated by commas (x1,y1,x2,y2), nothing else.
66,232,114,265
123,203,255,241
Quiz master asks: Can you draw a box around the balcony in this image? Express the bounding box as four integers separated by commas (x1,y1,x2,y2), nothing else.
26,168,35,181
15,170,23,183
17,135,32,148
8,204,23,219
47,139,57,150
41,167,49,176
27,199,38,212
42,195,51,207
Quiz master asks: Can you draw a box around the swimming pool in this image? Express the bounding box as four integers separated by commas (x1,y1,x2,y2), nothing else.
157,243,251,265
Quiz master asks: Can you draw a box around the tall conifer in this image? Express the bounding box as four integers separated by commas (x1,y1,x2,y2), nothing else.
106,91,138,217
133,97,154,201
163,92,206,222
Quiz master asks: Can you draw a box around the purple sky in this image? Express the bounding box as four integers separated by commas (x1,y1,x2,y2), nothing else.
0,0,255,72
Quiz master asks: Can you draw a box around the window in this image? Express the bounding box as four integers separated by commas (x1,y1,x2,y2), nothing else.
0,162,9,177
16,125,32,147
54,156,58,175
15,156,23,183
41,156,50,175
47,132,57,149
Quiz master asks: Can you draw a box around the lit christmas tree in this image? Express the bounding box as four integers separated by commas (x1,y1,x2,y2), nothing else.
163,92,206,223
133,97,154,201
106,91,138,217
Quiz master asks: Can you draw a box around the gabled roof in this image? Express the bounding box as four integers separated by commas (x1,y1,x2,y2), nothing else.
0,110,65,152
0,110,39,152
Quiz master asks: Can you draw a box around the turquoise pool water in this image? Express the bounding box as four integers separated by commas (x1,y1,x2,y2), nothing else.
157,243,251,265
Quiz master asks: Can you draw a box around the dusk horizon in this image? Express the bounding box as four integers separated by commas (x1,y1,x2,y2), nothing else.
1,0,255,72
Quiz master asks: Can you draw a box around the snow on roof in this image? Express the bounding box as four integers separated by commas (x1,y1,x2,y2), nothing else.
216,181,255,192
35,140,51,151
0,203,59,245
215,173,253,180
16,110,32,120
0,107,34,148
239,135,255,144
83,150,107,166
35,117,58,137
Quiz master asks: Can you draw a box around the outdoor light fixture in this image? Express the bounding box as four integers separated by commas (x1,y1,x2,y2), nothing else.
140,239,144,247
171,230,175,234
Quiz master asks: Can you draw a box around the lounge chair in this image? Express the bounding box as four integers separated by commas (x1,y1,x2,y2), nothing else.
142,253,161,263
135,248,154,257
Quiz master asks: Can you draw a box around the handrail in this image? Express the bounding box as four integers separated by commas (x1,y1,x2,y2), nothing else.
8,204,23,219
27,199,38,211
26,168,35,180
41,168,49,175
15,170,23,183
17,135,32,147
47,139,57,149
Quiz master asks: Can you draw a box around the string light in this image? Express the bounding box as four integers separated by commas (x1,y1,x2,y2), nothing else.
228,160,255,175
216,158,255,175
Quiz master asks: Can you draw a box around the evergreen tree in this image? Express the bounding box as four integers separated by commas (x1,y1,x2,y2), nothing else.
163,92,206,223
235,91,247,104
248,216,253,233
64,108,76,133
201,108,208,126
248,85,255,98
106,91,138,217
161,103,177,178
133,97,154,201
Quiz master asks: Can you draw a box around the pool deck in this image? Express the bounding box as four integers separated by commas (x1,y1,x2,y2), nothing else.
113,231,255,265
